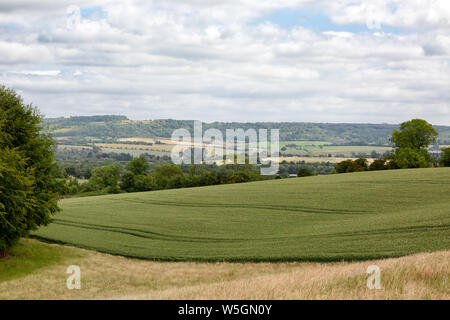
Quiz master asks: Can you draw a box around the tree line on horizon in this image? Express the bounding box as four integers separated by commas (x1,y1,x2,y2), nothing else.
45,115,450,146
59,159,266,196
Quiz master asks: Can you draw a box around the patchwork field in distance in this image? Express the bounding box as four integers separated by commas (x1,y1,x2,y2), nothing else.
278,156,376,163
33,168,450,262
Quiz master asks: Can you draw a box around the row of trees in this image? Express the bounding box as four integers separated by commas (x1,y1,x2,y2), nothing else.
60,157,263,195
278,160,335,176
335,119,450,173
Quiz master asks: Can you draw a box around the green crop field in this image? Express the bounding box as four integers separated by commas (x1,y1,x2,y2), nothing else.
280,143,393,157
33,168,450,262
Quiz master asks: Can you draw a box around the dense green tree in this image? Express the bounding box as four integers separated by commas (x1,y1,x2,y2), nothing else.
133,174,156,191
119,157,152,192
0,86,60,255
335,160,355,173
386,148,432,169
54,177,80,196
154,164,183,178
152,164,183,189
63,166,79,177
390,119,438,149
440,148,450,167
387,119,437,169
0,149,36,256
127,156,150,175
335,158,368,173
353,158,369,171
119,172,136,192
229,170,252,183
166,175,186,189
121,173,155,192
207,171,224,185
369,159,387,171
297,168,312,177
89,165,121,193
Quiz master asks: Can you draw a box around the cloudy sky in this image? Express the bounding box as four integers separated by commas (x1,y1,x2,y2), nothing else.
0,0,449,124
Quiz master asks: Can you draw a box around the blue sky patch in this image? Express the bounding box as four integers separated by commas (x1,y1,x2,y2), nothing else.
80,6,106,20
0,23,20,32
255,7,409,35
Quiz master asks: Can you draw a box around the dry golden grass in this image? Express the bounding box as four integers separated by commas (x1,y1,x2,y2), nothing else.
0,240,448,300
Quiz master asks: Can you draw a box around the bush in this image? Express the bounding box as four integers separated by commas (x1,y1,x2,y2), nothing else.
369,159,386,171
89,165,121,193
127,157,150,175
55,178,80,195
133,174,156,192
335,160,354,173
297,168,312,177
440,148,450,167
335,158,368,173
229,170,252,183
119,172,135,192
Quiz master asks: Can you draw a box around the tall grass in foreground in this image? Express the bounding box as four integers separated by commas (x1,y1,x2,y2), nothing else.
0,240,448,299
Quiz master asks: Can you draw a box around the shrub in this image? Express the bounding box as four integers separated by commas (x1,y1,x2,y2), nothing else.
335,158,368,173
297,168,312,177
369,159,387,171
89,165,121,192
440,148,450,167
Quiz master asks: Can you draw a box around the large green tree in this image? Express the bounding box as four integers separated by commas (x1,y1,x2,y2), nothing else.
126,157,150,175
89,165,121,193
0,86,60,256
119,157,154,192
390,119,438,149
387,119,437,169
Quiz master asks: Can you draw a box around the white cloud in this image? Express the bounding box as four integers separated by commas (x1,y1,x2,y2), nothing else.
13,70,61,76
0,0,449,124
326,0,450,29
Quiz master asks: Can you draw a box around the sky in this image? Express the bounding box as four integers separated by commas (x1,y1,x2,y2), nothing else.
0,0,449,124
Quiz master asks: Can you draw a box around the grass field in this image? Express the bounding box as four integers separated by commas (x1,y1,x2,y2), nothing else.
281,145,393,157
280,141,332,147
33,168,450,262
71,138,395,159
98,147,170,157
57,144,93,150
118,137,177,144
278,156,376,163
0,239,448,299
96,143,173,152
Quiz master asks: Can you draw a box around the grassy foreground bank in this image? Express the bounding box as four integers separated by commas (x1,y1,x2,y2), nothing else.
0,239,448,299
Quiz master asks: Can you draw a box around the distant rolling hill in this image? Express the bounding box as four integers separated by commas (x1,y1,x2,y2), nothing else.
34,168,450,262
45,115,450,145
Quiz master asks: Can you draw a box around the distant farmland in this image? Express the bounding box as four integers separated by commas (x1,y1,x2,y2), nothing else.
34,168,450,262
